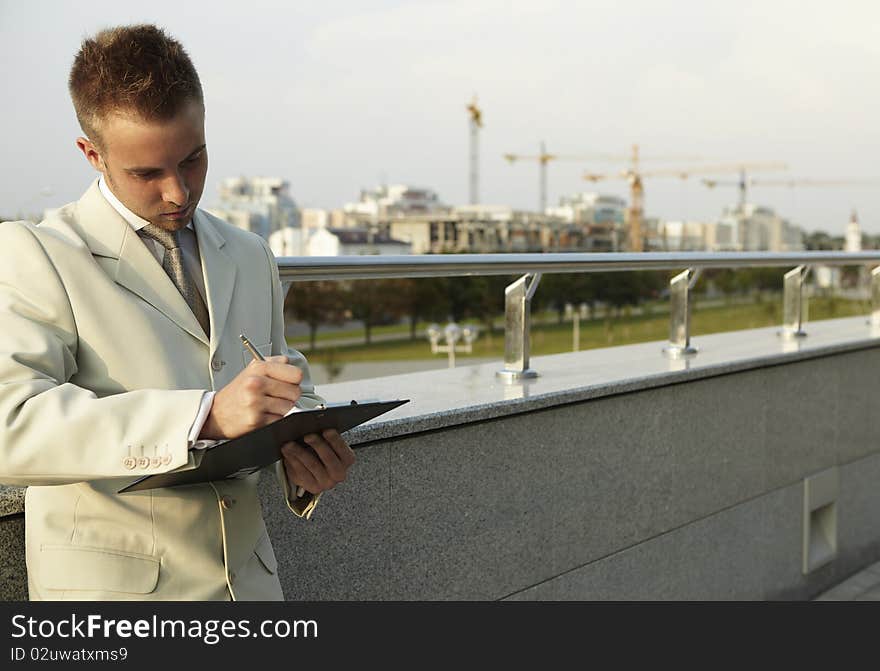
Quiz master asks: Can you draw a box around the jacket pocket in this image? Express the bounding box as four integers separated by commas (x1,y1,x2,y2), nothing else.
253,534,278,574
39,545,160,594
241,340,272,368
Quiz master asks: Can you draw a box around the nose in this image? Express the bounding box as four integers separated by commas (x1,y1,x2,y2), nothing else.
161,172,190,208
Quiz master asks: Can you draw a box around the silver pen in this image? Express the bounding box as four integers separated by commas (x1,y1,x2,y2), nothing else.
240,333,306,498
239,333,265,362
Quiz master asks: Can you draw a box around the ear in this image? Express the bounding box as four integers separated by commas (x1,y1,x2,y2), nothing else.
75,136,106,173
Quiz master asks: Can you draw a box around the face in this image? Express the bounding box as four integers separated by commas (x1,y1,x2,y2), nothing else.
76,99,208,231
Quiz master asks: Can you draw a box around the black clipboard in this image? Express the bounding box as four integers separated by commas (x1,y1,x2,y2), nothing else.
118,398,409,493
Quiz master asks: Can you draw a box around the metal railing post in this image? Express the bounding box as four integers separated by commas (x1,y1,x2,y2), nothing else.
280,279,294,330
780,265,809,339
870,266,880,329
496,273,542,382
663,267,701,358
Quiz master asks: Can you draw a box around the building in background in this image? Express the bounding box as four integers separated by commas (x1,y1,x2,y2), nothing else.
705,219,738,250
306,227,411,256
208,176,301,242
845,210,862,252
655,220,708,251
335,185,562,253
816,210,864,291
546,192,626,251
373,205,572,254
301,208,330,241
201,178,813,257
641,216,665,250
644,219,735,252
343,184,448,220
267,226,304,257
337,187,603,254
715,203,805,252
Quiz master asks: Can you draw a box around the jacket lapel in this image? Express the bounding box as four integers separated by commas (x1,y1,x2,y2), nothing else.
74,180,209,345
193,211,237,355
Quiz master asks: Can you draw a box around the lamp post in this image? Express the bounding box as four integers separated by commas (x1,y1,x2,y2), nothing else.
426,321,479,368
564,302,587,352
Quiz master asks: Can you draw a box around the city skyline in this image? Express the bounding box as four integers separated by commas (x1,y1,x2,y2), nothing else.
2,0,879,235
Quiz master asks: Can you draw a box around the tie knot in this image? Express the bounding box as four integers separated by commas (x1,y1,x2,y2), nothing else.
141,224,182,250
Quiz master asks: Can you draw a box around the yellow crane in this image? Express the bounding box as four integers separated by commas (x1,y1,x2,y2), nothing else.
583,144,787,251
504,142,706,215
702,176,880,248
466,96,483,205
702,175,880,216
704,176,880,208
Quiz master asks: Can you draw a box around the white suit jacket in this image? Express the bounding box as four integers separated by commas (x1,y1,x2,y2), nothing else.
0,179,322,600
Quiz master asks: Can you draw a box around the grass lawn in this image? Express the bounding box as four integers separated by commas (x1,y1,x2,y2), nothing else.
294,294,870,365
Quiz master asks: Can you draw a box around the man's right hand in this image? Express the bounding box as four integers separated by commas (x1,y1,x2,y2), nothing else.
199,355,302,440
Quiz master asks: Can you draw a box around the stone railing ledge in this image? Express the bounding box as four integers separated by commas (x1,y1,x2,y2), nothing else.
323,314,880,446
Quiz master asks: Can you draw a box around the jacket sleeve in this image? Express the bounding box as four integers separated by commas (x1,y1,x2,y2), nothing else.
258,238,326,519
0,221,203,487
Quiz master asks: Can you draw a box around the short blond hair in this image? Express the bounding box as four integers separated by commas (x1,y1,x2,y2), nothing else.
69,24,203,145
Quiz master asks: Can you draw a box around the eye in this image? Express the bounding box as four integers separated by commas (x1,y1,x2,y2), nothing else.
133,171,159,180
184,151,204,164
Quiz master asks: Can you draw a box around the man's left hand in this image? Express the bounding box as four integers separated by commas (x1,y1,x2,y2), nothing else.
280,429,355,495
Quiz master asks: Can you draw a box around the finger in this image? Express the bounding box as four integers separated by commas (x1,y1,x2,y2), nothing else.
259,395,297,416
265,377,302,402
249,376,302,405
261,412,285,425
320,429,356,467
268,354,298,367
259,361,304,385
232,393,286,428
302,434,349,483
246,354,287,370
281,448,321,494
282,441,335,490
238,386,297,418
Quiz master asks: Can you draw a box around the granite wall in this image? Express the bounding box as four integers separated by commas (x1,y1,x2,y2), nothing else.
3,343,879,600
259,347,880,600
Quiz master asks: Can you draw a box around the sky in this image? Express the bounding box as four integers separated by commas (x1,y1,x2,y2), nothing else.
2,0,879,235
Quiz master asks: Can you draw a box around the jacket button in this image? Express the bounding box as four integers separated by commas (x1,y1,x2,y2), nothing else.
161,453,172,465
123,457,136,470
150,456,161,468
221,495,235,509
211,358,224,371
137,456,150,469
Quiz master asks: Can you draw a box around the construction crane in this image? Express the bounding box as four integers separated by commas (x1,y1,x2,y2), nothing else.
466,96,483,205
702,176,880,257
583,144,787,251
504,142,706,215
702,175,880,213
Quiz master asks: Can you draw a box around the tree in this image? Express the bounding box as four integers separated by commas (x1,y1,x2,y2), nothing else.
466,274,508,337
590,271,665,316
803,230,843,250
393,278,450,340
347,279,408,345
702,268,780,297
284,280,348,351
537,272,596,323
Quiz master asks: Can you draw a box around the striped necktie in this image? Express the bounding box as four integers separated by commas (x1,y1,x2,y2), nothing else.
140,224,211,337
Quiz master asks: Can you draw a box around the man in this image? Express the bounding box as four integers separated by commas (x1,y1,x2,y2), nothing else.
0,24,355,600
